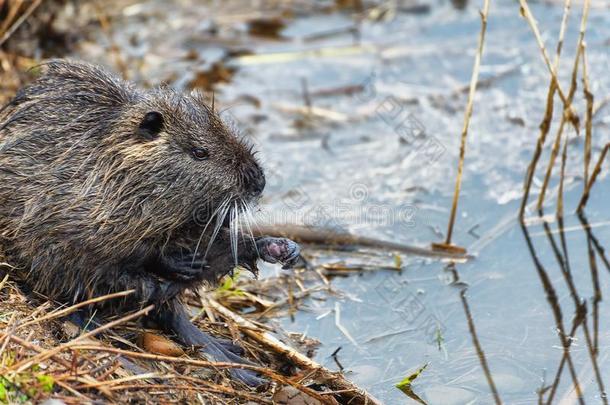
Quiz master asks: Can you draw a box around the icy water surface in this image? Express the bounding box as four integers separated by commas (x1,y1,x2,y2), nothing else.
78,0,610,402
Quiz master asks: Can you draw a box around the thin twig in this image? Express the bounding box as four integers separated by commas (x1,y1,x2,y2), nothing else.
582,45,593,185
556,131,569,220
17,290,135,330
0,0,25,38
0,0,43,48
536,0,590,212
0,312,17,359
519,0,572,219
7,305,154,374
577,143,610,212
0,273,9,292
518,0,579,130
444,0,490,245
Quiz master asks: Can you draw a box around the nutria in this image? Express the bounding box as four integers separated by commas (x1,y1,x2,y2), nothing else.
0,60,300,386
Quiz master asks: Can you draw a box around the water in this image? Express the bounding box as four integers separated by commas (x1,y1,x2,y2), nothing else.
76,0,610,402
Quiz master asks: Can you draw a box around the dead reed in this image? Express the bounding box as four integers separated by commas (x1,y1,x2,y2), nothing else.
436,0,490,252
519,0,598,217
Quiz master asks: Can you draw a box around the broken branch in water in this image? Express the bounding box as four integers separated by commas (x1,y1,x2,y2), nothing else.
254,223,472,260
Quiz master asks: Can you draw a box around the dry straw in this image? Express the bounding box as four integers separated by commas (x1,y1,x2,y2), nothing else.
442,0,491,249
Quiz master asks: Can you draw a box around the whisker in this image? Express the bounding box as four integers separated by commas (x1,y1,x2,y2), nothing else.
203,198,231,261
241,200,259,257
191,197,226,264
238,206,248,248
230,201,239,266
244,200,263,234
193,196,230,264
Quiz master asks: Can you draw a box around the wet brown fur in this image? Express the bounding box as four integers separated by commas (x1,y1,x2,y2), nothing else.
0,60,264,306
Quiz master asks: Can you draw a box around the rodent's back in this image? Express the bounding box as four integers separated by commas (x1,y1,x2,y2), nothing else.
0,61,145,298
0,61,137,182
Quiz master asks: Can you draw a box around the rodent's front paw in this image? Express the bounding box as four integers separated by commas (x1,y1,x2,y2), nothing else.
256,237,301,269
164,254,208,282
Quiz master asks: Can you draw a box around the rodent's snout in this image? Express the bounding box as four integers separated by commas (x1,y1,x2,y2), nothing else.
242,163,266,198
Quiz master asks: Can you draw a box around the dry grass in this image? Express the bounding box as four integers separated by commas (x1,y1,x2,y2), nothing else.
0,265,382,404
518,0,597,216
0,0,50,106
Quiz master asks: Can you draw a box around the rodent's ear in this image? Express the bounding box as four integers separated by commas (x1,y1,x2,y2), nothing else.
137,111,164,140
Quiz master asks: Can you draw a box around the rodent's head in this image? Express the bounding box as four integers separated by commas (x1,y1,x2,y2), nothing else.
1,60,264,254
111,89,265,230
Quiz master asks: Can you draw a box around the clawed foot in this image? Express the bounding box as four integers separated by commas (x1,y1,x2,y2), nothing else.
192,334,265,387
192,335,263,386
256,237,301,269
213,336,245,356
162,305,266,387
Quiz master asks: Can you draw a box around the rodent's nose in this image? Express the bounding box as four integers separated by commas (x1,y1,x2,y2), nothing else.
253,173,266,195
244,165,266,197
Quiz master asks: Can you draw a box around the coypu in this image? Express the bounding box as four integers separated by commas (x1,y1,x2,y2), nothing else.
0,60,300,386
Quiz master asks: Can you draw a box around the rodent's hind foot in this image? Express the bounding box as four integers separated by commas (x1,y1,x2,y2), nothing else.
158,303,266,387
214,337,246,356
189,329,265,386
256,237,301,269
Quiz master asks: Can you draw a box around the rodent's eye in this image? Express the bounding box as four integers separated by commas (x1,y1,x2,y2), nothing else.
192,147,209,161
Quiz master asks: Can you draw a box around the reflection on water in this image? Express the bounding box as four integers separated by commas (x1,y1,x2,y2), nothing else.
446,262,502,405
523,204,610,404
77,0,610,403
522,204,610,404
432,199,610,405
293,184,610,404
